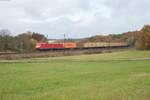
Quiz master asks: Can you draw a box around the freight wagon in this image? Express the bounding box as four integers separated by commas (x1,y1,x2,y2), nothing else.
62,42,77,48
83,42,129,48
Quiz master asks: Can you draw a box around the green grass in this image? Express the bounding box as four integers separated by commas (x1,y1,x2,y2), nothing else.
0,50,150,100
36,50,150,61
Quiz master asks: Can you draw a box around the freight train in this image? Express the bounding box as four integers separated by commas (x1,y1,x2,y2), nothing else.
36,42,129,50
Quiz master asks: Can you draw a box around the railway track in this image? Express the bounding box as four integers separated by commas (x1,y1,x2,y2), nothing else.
0,46,131,56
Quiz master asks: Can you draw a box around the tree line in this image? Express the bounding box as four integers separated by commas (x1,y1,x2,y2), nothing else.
0,30,47,52
78,25,150,50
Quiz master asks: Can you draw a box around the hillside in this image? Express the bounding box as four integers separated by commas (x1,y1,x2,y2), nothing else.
77,31,138,47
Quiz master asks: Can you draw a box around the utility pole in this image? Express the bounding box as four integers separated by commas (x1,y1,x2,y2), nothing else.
64,34,66,43
47,34,48,43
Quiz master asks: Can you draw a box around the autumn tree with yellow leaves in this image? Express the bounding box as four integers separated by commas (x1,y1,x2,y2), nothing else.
135,25,150,49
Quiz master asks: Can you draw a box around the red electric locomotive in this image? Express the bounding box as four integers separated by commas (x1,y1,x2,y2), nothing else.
36,43,64,50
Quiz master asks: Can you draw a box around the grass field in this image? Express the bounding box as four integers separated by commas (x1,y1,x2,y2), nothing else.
46,50,150,61
0,50,150,100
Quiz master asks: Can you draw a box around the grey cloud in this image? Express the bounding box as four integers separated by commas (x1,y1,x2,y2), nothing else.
0,0,150,38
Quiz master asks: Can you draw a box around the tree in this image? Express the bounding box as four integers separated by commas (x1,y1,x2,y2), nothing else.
135,31,144,49
0,29,11,51
144,31,150,49
32,32,47,42
30,38,37,51
135,25,150,49
15,33,34,52
0,29,10,37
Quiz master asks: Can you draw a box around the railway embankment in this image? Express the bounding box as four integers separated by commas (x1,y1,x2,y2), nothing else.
0,46,133,60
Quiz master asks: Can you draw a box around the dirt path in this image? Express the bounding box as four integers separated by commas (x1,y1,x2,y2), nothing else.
0,57,150,63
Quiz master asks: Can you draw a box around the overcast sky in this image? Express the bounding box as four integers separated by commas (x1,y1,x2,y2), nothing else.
0,0,150,39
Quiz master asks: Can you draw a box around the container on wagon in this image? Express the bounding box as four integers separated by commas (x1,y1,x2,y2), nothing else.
62,42,77,48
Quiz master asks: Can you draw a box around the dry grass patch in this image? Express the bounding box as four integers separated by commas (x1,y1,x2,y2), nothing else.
132,73,150,78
